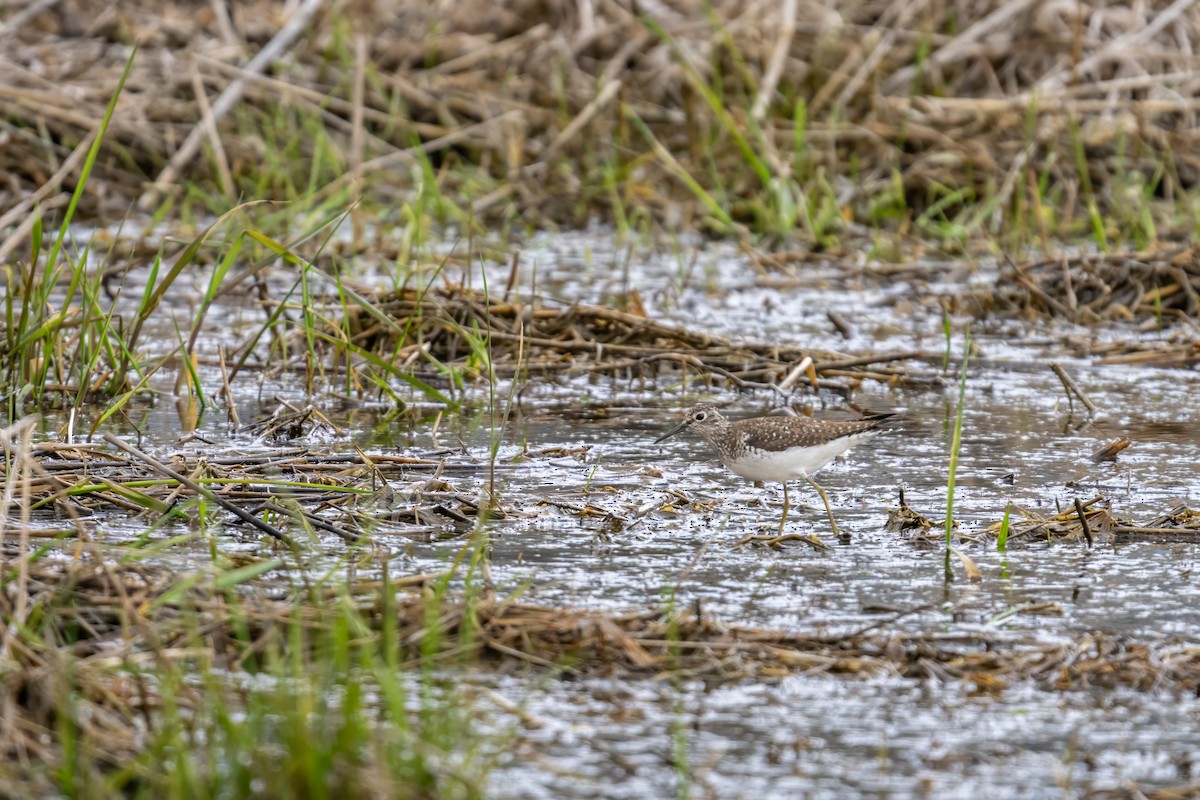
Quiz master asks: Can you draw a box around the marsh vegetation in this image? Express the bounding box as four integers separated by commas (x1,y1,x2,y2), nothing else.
3,1,1200,798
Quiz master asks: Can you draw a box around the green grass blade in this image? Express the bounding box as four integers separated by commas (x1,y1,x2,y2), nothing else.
944,325,971,582
215,559,284,590
997,501,1011,553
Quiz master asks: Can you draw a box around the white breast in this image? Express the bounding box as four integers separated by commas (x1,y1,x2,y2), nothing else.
724,432,876,482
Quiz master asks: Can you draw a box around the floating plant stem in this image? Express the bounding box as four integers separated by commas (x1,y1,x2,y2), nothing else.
944,324,971,583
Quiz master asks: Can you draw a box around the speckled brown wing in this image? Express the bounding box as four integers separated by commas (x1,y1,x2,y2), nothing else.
735,416,889,453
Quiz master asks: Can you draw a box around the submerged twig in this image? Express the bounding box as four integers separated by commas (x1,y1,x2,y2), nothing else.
1049,362,1098,416
1073,497,1094,547
1091,438,1132,463
101,433,295,547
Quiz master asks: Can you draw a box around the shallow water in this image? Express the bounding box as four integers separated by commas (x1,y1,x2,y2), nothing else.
35,229,1200,797
479,672,1200,800
418,236,1200,797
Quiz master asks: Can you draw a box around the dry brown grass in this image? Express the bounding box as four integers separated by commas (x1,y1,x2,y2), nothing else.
974,246,1200,323
4,548,1198,711
2,0,1200,231
21,538,1200,792
349,283,934,391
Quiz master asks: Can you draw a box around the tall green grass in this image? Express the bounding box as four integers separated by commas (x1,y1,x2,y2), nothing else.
943,324,970,582
3,51,135,420
3,538,509,798
996,501,1011,553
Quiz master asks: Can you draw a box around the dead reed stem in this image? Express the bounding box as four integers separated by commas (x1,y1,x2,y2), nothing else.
4,0,1200,227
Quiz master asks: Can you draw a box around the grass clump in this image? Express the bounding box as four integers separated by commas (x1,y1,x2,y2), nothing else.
3,1,1200,248
1,542,506,800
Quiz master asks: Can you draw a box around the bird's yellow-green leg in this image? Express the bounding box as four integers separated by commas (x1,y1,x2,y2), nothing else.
778,481,791,536
804,472,842,538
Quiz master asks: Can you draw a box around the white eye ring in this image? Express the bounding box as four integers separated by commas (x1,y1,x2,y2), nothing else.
694,411,707,421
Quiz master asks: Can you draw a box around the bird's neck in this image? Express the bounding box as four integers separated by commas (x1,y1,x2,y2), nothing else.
697,422,731,447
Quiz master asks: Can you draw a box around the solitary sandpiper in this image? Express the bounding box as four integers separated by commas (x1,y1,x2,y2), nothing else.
654,404,893,538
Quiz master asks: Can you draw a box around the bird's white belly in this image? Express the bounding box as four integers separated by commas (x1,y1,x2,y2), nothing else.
724,435,871,482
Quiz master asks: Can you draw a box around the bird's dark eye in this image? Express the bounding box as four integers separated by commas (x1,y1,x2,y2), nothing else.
694,411,707,421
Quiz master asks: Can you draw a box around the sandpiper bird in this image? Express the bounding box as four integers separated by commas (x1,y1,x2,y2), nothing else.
654,404,893,538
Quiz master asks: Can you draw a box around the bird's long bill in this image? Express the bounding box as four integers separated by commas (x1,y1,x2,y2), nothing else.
654,420,690,444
